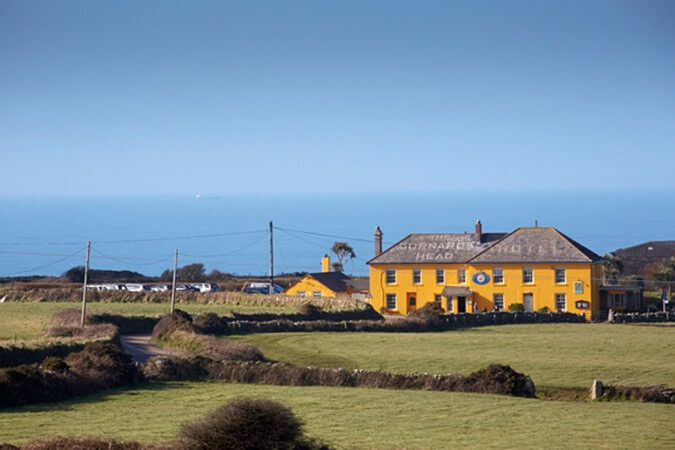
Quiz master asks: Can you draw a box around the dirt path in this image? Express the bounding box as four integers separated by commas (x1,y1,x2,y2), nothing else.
119,334,186,364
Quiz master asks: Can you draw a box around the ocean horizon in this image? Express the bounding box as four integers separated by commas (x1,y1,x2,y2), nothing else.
1,190,673,278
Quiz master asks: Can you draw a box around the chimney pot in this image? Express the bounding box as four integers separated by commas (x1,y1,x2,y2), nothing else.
374,226,383,256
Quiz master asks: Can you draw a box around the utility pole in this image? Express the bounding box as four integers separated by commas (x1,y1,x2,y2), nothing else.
170,248,178,314
269,221,274,294
80,241,91,327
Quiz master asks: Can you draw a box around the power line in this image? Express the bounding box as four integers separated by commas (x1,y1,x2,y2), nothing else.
1,247,86,277
90,247,173,268
274,226,391,245
182,235,268,258
0,229,267,247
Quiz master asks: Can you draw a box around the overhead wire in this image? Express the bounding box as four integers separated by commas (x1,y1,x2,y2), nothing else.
1,246,86,277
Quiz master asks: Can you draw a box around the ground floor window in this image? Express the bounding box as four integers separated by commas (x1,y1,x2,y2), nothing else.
446,296,453,312
434,294,442,303
386,293,397,310
555,293,566,311
297,291,305,297
493,293,504,310
313,291,321,297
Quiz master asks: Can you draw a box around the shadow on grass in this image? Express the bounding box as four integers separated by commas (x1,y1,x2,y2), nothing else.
0,380,184,413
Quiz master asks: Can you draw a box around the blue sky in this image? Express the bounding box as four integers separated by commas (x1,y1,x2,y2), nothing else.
1,0,673,196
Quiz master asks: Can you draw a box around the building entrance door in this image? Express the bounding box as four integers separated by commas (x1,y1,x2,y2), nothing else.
457,296,466,313
407,293,417,312
523,293,534,312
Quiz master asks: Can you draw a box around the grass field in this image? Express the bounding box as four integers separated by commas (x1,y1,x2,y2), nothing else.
0,302,299,343
230,324,675,388
0,381,673,449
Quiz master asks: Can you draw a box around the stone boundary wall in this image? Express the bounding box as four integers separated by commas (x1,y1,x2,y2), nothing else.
610,311,673,323
192,311,586,336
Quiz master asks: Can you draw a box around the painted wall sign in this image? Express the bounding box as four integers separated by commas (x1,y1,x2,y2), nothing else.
574,281,584,294
575,300,589,309
472,272,490,285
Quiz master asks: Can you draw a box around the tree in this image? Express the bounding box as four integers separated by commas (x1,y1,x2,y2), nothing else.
653,257,675,300
63,266,85,283
602,254,623,284
160,263,206,282
331,241,356,272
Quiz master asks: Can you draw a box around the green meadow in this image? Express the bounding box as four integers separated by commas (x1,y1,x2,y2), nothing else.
231,323,675,388
1,302,673,448
0,301,298,343
1,382,673,449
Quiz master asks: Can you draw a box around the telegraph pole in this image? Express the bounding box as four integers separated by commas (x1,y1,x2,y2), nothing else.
80,241,91,327
269,221,274,294
170,248,178,314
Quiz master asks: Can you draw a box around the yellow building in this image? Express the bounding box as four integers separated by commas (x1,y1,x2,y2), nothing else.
285,255,369,299
368,222,604,320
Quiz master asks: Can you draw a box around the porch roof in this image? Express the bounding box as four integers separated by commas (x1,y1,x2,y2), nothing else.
442,286,473,297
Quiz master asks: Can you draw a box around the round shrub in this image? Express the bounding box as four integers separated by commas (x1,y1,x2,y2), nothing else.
179,398,313,450
508,303,525,313
152,310,194,340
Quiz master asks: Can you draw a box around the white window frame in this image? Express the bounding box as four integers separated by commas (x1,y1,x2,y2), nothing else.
412,268,422,285
555,293,566,311
297,291,305,297
385,269,396,285
436,268,445,284
523,267,534,284
493,267,504,284
457,268,466,284
493,293,504,310
313,291,321,297
386,293,397,310
555,268,566,284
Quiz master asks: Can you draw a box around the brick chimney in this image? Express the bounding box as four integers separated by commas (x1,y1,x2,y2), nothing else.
374,226,383,256
475,220,482,243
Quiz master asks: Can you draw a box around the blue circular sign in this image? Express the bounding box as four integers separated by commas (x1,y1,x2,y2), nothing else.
472,272,490,285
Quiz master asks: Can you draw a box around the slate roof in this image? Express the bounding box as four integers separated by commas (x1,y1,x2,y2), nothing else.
368,233,506,265
345,278,370,291
368,227,602,265
308,271,351,293
469,227,602,263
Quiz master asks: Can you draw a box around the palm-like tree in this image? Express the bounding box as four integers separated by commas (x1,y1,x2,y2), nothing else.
602,254,623,285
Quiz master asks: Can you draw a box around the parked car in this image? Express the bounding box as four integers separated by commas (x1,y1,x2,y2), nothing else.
150,285,169,292
125,283,150,292
242,282,284,294
175,284,199,292
190,282,220,293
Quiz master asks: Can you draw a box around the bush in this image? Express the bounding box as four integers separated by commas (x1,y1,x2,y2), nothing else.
536,306,550,313
65,341,141,389
151,310,195,340
465,364,535,397
20,436,145,450
508,303,525,313
178,398,326,450
0,342,143,407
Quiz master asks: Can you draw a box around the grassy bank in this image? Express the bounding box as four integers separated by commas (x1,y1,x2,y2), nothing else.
0,302,299,343
0,381,673,449
230,323,675,388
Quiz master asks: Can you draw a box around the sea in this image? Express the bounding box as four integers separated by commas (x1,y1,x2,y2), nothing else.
0,191,673,278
